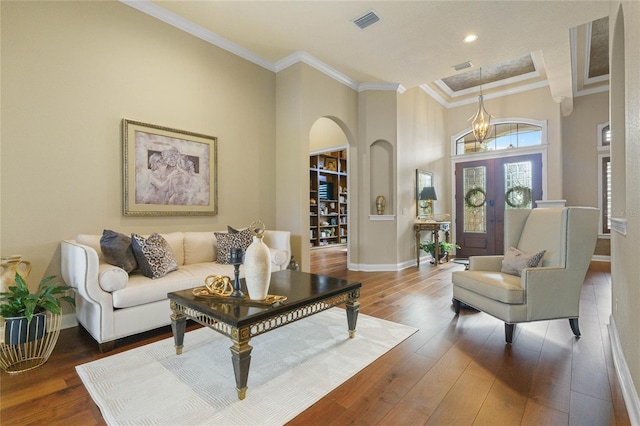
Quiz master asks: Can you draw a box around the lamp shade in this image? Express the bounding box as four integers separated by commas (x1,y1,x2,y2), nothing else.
419,186,437,201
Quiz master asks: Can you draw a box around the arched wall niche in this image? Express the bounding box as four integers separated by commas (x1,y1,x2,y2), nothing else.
369,139,394,215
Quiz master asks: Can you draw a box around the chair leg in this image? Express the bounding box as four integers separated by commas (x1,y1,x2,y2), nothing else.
453,298,461,314
569,318,581,337
505,323,515,343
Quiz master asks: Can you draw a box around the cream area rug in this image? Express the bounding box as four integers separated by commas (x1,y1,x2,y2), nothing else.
76,307,417,426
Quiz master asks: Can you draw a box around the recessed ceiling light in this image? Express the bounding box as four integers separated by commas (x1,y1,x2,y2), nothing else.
464,34,478,43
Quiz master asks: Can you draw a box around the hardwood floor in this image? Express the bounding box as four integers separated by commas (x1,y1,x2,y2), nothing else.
0,249,631,425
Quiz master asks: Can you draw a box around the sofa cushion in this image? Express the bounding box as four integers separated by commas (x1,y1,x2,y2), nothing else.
501,247,546,277
131,233,179,279
184,232,216,264
111,263,237,308
452,270,524,304
214,229,253,264
98,264,129,292
100,230,138,273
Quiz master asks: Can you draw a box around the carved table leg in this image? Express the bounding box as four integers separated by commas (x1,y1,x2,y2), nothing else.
415,228,421,267
170,303,187,355
230,339,253,400
346,300,360,338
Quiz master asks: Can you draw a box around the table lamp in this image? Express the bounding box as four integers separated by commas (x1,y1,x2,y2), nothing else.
419,186,437,220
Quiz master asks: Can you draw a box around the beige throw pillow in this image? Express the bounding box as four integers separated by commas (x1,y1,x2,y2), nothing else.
501,246,546,277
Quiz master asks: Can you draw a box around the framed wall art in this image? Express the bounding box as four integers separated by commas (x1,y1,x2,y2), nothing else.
122,119,218,216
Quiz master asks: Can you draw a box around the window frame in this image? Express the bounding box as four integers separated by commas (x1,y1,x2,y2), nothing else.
451,117,547,157
597,122,611,151
597,121,611,237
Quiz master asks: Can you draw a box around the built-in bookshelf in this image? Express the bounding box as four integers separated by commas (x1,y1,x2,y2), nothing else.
309,149,347,249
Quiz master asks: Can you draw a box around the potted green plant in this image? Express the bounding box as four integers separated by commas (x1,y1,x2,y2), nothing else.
420,241,461,261
0,272,75,345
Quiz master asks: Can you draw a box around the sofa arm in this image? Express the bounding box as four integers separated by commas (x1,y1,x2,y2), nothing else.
469,255,504,271
268,248,289,270
263,230,291,271
61,240,115,342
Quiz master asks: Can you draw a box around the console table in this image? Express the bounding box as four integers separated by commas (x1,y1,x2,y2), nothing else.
414,221,450,267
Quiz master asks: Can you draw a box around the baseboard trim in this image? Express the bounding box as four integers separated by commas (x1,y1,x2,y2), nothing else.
609,316,640,426
348,262,409,272
62,313,78,330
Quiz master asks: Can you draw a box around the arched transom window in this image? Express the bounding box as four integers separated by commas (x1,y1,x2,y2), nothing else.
455,121,543,155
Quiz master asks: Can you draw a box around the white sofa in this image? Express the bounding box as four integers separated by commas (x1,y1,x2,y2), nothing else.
61,230,291,351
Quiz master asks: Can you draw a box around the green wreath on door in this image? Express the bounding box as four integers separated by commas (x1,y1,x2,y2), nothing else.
464,187,486,208
505,185,532,208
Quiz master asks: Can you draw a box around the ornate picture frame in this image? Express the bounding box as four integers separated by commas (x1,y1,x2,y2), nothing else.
416,169,434,217
122,119,218,216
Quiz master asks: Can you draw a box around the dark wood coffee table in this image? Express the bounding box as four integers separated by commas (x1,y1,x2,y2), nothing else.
167,270,361,400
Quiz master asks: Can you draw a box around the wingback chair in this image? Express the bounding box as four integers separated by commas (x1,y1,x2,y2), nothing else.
451,207,599,343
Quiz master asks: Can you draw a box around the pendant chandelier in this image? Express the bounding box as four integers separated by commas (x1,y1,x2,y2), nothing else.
470,68,492,144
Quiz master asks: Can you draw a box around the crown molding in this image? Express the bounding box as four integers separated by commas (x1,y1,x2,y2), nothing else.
120,0,568,106
119,0,275,72
574,84,610,98
434,68,542,99
358,82,406,93
276,52,359,90
422,80,549,109
419,84,448,107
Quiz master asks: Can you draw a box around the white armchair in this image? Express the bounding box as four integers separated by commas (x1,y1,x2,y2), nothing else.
451,207,599,343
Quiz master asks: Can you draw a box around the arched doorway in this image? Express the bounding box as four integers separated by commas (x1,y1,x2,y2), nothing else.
308,117,353,263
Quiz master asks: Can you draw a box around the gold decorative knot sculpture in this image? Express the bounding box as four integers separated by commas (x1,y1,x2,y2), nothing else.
204,275,233,297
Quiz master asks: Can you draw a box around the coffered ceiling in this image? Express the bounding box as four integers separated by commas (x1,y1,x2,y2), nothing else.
125,1,610,107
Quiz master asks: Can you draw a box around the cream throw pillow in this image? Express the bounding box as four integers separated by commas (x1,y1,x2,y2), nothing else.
501,247,546,277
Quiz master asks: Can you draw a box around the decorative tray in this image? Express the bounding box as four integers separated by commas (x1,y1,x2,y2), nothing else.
191,287,287,306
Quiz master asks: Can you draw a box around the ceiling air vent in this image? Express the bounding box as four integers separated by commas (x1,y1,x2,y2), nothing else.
353,10,380,30
453,61,473,71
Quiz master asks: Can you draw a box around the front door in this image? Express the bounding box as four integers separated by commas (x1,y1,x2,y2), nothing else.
455,154,542,257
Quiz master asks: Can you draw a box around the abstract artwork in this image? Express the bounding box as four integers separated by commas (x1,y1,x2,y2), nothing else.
122,119,218,216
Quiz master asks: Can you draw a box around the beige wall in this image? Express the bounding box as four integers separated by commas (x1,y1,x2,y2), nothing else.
275,62,358,271
561,91,609,208
397,88,449,264
610,0,640,406
1,2,276,287
561,91,611,256
358,90,400,267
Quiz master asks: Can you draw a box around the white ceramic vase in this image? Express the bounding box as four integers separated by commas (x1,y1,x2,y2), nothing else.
244,235,272,300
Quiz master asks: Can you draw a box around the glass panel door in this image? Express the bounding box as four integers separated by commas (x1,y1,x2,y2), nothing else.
456,154,542,257
456,160,496,256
